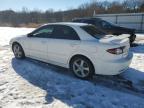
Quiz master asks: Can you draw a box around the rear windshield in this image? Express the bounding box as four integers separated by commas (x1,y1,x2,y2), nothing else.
81,25,106,39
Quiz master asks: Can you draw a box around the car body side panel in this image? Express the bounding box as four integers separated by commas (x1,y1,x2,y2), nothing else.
24,37,48,60
47,39,81,66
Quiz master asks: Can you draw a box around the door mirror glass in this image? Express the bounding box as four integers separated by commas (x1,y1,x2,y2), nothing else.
27,33,33,37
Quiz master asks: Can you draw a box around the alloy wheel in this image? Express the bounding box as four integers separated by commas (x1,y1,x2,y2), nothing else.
13,44,23,58
72,59,90,78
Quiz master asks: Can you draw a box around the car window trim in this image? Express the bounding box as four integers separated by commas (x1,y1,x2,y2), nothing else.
29,25,54,38
28,25,81,40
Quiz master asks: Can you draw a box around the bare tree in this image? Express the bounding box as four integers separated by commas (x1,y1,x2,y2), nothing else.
0,0,143,27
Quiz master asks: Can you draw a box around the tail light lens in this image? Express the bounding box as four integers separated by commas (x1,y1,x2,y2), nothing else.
107,46,126,55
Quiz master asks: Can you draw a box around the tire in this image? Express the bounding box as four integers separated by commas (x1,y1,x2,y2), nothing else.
12,43,25,59
70,56,94,79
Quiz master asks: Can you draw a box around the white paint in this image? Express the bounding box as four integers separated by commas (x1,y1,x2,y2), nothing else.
9,23,132,75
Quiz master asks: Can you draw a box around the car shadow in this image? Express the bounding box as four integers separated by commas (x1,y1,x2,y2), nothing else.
122,68,144,86
91,67,144,94
11,57,144,107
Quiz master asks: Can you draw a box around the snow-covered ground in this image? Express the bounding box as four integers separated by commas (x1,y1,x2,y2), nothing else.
0,27,34,47
0,27,144,108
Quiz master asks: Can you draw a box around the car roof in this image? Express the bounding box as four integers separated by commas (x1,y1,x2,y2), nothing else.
72,17,101,21
42,22,89,27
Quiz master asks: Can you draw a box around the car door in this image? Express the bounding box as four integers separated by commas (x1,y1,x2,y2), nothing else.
47,25,81,66
26,25,54,61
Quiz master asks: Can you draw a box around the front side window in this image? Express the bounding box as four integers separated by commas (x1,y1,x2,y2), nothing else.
31,25,54,38
81,25,106,39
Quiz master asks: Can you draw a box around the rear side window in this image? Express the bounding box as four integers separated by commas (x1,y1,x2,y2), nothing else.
52,25,80,40
81,25,106,39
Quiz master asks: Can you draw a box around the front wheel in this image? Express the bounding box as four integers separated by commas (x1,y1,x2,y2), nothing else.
70,56,94,79
12,43,25,59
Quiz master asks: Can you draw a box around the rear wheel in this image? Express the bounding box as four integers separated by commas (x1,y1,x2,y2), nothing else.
12,43,25,59
70,56,94,79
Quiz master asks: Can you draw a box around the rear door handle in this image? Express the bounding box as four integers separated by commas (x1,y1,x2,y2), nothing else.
41,40,47,44
70,43,78,47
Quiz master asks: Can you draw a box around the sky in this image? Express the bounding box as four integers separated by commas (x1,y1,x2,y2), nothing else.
0,0,117,12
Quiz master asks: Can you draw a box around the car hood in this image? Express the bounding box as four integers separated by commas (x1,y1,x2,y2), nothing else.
11,35,27,40
99,34,130,45
9,35,27,44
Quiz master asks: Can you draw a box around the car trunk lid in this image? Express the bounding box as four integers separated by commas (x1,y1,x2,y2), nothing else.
99,34,130,45
99,34,130,58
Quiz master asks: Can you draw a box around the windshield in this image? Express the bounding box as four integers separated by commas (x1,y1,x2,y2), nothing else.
81,25,106,39
101,20,112,28
101,20,118,27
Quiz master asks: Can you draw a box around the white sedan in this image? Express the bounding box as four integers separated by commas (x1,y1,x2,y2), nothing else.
10,22,133,79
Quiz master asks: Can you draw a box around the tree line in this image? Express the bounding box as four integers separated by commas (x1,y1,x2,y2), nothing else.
0,0,144,27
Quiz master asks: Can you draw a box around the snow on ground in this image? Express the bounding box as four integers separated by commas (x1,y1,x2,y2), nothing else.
0,27,34,46
135,34,144,42
0,27,144,108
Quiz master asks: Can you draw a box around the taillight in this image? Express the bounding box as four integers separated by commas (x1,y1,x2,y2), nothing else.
107,46,125,55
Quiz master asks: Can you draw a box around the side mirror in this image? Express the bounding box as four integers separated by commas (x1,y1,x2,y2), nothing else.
27,33,33,37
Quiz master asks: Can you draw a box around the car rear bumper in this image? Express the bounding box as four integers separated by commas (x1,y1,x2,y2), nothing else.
93,52,133,75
